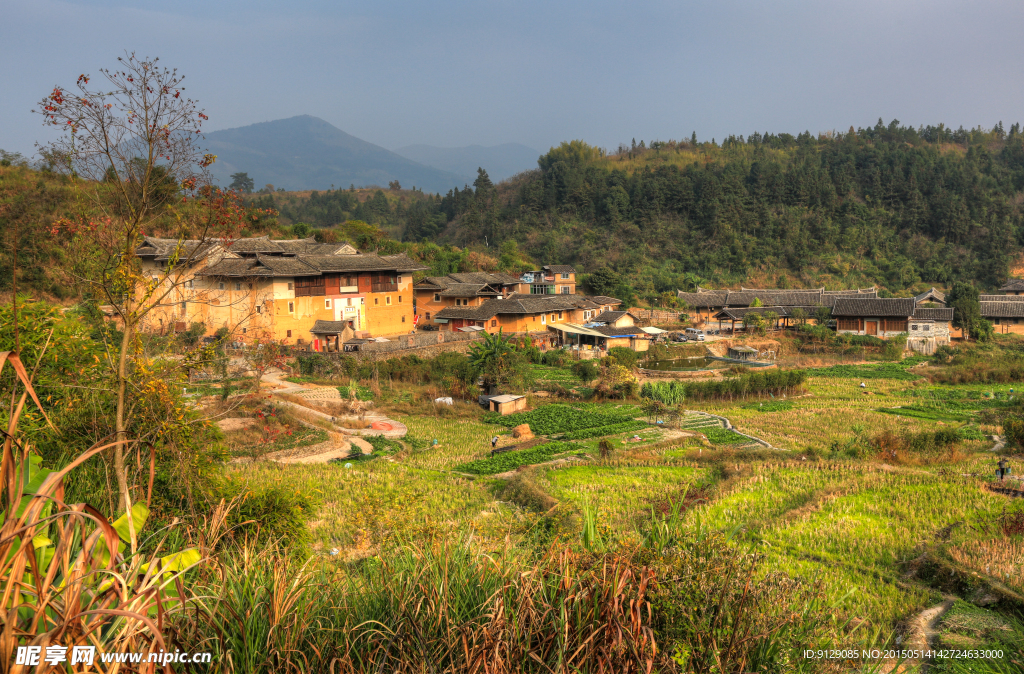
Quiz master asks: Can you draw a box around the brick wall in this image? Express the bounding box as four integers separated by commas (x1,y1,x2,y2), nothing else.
317,332,484,360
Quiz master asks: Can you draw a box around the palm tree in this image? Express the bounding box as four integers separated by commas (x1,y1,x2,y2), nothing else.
468,329,528,389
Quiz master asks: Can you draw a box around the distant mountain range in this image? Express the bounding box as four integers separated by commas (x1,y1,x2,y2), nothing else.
203,115,541,193
203,116,466,193
392,143,540,183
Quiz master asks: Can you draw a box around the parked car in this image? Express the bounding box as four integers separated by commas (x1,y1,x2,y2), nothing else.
684,328,706,342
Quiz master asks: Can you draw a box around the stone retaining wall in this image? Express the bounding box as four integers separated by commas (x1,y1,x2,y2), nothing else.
627,308,686,324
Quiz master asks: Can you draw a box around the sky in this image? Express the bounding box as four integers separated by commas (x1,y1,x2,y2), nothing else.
2,0,1023,159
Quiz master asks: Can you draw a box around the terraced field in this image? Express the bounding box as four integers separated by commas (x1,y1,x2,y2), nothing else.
226,360,1024,656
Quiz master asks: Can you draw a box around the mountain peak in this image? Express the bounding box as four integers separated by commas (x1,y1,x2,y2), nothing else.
203,117,466,192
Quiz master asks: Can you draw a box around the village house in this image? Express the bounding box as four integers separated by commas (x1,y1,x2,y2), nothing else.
676,287,878,324
413,272,522,324
135,235,427,346
432,293,620,346
977,279,1024,334
414,265,578,322
999,279,1024,296
980,299,1024,334
591,310,639,328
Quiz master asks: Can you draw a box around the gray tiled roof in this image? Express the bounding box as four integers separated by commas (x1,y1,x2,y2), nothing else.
980,294,1024,302
594,311,632,323
304,253,428,273
543,265,576,274
255,255,321,276
224,236,284,254
310,320,352,334
681,287,877,310
980,301,1024,318
913,307,953,320
593,326,648,337
821,288,877,295
832,297,916,317
913,287,946,304
439,283,501,297
414,276,453,290
449,271,522,285
194,259,267,277
435,293,603,321
434,307,489,320
677,290,729,307
586,295,623,306
197,252,426,277
276,239,355,255
196,255,319,277
714,306,792,320
999,280,1024,292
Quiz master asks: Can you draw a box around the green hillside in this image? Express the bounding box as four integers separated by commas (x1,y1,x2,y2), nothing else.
7,119,1024,305
248,120,1024,302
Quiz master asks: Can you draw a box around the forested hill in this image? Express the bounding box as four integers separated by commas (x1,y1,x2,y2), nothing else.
447,121,1024,296
265,120,1024,301
6,120,1024,306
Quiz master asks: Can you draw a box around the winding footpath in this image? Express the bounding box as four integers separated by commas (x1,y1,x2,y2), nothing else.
253,369,408,463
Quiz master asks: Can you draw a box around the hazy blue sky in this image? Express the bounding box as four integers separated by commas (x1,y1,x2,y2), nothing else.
2,0,1022,159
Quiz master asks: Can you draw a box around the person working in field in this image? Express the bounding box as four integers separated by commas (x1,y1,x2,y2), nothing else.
491,436,499,456
997,457,1010,481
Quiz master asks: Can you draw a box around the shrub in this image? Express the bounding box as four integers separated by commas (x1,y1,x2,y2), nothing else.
607,346,639,368
541,349,568,367
225,484,317,551
881,334,907,361
640,369,807,403
1004,415,1024,449
571,359,600,384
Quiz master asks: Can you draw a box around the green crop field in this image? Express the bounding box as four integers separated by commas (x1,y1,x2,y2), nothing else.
219,364,1024,661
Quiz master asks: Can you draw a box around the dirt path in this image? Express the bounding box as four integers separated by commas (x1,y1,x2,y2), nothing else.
904,598,955,671
247,369,407,464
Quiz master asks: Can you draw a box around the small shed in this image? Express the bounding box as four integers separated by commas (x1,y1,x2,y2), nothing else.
728,345,759,361
489,394,527,415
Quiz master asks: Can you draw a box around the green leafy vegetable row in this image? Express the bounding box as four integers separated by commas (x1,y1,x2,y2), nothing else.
482,405,637,435
454,441,582,475
559,420,650,440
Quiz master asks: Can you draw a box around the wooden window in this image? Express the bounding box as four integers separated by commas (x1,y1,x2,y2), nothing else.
374,298,379,305
491,320,497,327
434,294,441,302
425,312,431,320
234,282,242,291
256,305,261,314
287,282,294,290
287,330,292,337
325,299,331,309
218,282,225,290
402,315,406,323
288,302,294,313
837,318,859,331
386,296,392,305
399,296,402,303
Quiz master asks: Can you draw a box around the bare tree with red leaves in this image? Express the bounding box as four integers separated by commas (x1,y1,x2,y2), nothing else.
34,53,260,513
